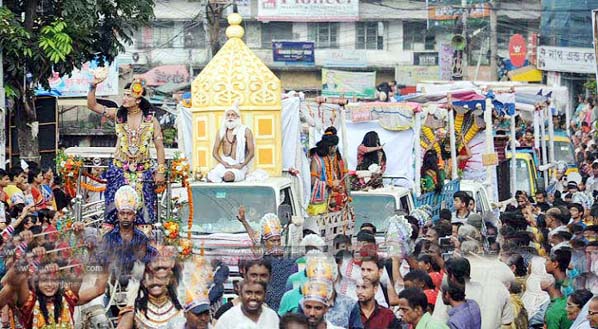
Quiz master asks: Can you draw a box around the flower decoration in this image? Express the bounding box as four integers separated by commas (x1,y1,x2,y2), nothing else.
129,78,145,99
163,220,180,240
178,238,193,258
55,150,83,197
170,154,191,186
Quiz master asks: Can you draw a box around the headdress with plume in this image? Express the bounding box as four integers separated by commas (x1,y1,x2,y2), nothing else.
181,255,214,313
260,213,282,240
114,185,139,211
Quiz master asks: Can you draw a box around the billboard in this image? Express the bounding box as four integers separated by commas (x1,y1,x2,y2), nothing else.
272,41,315,64
321,69,376,99
37,59,119,97
258,0,358,22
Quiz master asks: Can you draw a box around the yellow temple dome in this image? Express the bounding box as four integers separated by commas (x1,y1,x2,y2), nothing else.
190,13,282,176
191,13,281,111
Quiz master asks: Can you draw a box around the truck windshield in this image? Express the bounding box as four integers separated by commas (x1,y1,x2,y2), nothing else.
514,159,532,195
551,141,575,164
352,194,397,234
182,186,276,234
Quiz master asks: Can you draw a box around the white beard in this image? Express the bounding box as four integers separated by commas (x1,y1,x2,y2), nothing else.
225,118,241,130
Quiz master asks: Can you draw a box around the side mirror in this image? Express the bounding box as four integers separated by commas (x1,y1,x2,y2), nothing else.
278,204,293,227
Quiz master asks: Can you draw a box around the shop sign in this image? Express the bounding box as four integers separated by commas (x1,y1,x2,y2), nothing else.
508,34,527,68
537,46,596,74
258,0,359,22
272,41,315,64
414,52,439,66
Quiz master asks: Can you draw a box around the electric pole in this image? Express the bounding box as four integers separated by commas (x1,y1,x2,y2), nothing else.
489,0,498,81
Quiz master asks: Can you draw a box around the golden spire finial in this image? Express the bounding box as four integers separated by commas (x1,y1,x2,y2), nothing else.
226,13,244,39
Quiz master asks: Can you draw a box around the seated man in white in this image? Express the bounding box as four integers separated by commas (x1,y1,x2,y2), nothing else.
207,101,255,182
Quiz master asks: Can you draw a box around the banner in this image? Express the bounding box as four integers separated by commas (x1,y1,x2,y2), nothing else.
319,50,367,68
258,0,358,22
347,102,421,130
537,46,596,74
396,66,440,86
136,65,190,86
428,0,490,25
439,43,453,80
272,41,315,64
37,59,118,97
321,69,376,99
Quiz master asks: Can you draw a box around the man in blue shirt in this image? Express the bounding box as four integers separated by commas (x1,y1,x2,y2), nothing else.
441,279,481,329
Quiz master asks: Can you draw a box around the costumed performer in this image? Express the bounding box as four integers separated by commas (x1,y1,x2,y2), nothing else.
87,73,166,227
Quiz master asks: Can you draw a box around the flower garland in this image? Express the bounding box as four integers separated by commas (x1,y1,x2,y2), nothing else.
55,151,83,198
80,182,106,192
159,154,194,257
324,156,334,188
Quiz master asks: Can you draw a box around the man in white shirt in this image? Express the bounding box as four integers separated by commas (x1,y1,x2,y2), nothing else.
433,257,514,329
215,280,279,329
586,162,598,199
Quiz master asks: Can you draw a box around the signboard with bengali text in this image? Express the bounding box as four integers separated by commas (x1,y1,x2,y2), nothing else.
272,41,315,64
537,46,596,74
258,0,359,22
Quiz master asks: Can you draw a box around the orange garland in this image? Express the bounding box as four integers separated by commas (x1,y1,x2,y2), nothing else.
81,182,106,192
324,156,334,188
185,182,193,240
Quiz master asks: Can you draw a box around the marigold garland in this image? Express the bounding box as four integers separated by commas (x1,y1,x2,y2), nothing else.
157,153,194,256
81,182,106,192
55,151,83,198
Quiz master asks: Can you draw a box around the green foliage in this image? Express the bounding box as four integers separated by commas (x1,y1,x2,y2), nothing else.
0,0,155,96
584,80,597,95
162,127,177,147
39,20,73,63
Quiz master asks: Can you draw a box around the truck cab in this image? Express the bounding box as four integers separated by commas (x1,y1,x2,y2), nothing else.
351,186,414,235
460,180,493,216
180,176,304,264
500,152,539,200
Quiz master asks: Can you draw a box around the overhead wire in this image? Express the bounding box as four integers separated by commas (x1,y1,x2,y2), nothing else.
131,1,590,62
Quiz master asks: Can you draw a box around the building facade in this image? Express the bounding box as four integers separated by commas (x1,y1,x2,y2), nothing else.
118,0,540,90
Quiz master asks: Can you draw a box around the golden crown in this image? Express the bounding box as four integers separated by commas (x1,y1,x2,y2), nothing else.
306,255,337,282
302,279,333,306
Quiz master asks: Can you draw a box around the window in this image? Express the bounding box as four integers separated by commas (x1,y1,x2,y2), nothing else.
403,21,435,51
356,22,384,50
136,26,153,49
308,23,339,48
183,22,206,48
261,22,293,49
152,21,175,48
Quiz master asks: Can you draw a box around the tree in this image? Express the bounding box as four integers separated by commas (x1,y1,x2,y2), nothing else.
0,0,155,162
204,1,230,58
